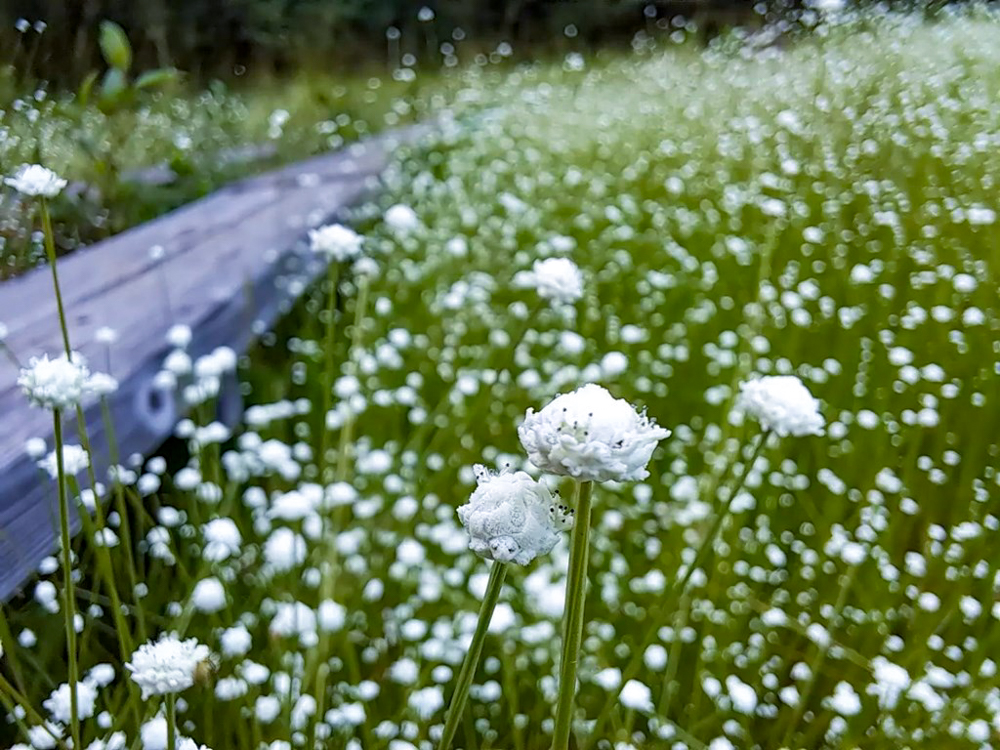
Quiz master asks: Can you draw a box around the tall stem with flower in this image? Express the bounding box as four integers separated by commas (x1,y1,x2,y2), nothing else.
516,383,670,749
438,465,573,749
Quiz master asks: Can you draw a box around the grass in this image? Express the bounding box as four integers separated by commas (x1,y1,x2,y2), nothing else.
2,6,1000,750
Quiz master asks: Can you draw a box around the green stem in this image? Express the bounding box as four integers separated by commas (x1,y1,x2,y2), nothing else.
437,561,509,750
779,564,859,748
101,397,147,642
40,198,71,354
583,430,769,748
335,273,369,483
551,479,594,750
166,692,177,750
53,412,81,750
318,264,340,482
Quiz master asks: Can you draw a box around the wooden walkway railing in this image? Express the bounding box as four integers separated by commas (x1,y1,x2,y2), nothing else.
0,123,429,600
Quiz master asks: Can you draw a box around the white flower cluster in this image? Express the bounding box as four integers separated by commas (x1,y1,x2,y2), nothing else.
4,164,67,198
18,352,93,411
457,465,573,566
308,223,364,262
514,257,584,306
126,633,211,700
384,203,420,234
736,375,825,437
518,384,670,482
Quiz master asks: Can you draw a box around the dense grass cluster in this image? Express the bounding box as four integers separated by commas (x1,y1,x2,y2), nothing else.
2,7,1000,750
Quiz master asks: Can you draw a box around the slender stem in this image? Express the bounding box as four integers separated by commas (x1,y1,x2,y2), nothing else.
437,561,509,750
335,273,369,483
308,273,368,722
40,198,71,354
53,412,81,750
0,342,22,369
101,397,147,642
583,430,769,748
318,264,340,482
779,564,859,748
166,692,177,750
552,479,594,750
674,431,769,595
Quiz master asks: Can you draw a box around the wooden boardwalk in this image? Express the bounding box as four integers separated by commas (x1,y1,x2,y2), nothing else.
0,124,428,600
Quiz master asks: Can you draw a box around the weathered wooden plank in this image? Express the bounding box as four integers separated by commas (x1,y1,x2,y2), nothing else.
0,124,431,600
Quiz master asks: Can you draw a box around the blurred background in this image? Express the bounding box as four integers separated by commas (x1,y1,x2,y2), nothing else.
0,0,933,85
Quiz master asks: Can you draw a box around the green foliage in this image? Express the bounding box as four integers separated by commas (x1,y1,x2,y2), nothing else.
99,20,132,72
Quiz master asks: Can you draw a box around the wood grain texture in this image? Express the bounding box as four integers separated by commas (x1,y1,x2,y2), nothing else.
0,123,431,600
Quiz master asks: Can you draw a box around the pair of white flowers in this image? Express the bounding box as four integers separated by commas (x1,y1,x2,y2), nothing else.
458,383,670,566
458,375,824,566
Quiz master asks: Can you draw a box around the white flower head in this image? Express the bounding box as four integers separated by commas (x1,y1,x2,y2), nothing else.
384,204,420,234
518,384,670,482
308,223,364,262
736,375,824,437
516,257,584,306
43,681,97,724
457,465,573,566
201,518,242,562
39,444,90,479
5,164,67,198
126,633,211,700
18,352,92,411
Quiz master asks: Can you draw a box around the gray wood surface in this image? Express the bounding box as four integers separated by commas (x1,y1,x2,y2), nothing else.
0,124,429,600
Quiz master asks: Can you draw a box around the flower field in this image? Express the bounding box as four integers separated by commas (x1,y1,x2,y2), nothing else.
2,8,1000,750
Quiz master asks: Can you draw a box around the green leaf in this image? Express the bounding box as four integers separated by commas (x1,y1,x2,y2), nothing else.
76,70,99,107
134,68,180,90
98,67,128,112
99,20,132,72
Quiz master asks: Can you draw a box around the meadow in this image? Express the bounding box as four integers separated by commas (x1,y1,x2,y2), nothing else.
2,6,1000,750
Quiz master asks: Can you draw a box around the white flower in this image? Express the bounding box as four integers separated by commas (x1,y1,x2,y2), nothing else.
43,681,97,724
191,577,226,613
518,384,670,482
456,465,573,565
270,601,317,646
867,657,910,710
515,257,584,306
19,352,92,411
825,680,862,716
86,663,116,687
5,164,67,198
140,717,167,750
809,0,846,11
735,375,825,437
201,518,242,562
94,326,119,345
407,686,444,720
39,444,90,479
89,373,119,397
166,324,192,349
384,204,420,233
619,679,654,712
126,634,211,700
219,624,252,657
308,223,364,261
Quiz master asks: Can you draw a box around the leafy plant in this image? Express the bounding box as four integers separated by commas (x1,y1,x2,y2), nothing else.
76,20,180,113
